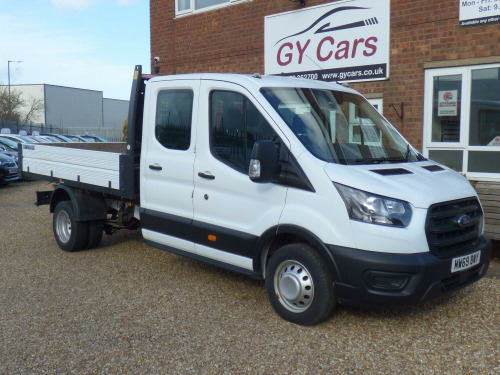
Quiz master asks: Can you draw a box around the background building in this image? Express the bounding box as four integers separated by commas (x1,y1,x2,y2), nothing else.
150,0,500,239
1,84,128,134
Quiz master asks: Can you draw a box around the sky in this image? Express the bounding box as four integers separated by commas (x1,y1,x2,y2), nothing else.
0,0,150,100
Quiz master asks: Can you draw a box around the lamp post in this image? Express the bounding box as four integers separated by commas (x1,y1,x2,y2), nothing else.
8,60,22,99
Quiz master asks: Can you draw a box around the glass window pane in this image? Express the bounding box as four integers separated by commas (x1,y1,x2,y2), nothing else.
261,87,417,164
155,90,193,151
469,68,500,146
431,75,462,142
245,100,282,164
211,91,246,172
211,91,282,174
195,0,228,10
468,151,500,173
177,0,191,11
428,150,463,171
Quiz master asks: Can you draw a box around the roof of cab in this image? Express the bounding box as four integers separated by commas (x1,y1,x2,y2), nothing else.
148,73,357,94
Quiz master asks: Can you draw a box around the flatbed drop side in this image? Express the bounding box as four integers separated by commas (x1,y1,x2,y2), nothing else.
21,66,491,326
21,68,150,201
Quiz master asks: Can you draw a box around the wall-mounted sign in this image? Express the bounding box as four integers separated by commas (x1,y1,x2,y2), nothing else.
460,0,500,27
264,0,389,83
438,90,458,117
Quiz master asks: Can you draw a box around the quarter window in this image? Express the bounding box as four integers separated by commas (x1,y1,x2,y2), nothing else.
210,91,282,173
155,89,193,151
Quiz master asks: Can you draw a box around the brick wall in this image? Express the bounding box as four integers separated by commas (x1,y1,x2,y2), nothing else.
150,0,499,149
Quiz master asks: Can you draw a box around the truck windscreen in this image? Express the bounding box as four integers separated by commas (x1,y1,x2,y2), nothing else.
261,87,419,165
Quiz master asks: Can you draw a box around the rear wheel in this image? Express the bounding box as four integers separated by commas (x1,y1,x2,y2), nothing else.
53,201,88,252
265,243,336,326
85,221,104,249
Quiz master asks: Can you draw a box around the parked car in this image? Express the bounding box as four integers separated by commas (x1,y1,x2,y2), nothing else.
40,135,63,143
41,133,74,142
0,153,18,185
81,135,108,142
0,146,18,162
68,135,92,142
0,137,19,152
0,134,38,145
31,135,62,143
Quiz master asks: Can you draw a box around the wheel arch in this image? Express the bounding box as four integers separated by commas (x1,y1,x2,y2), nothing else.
254,224,341,281
50,185,107,221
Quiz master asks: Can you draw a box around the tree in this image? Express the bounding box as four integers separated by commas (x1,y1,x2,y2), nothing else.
122,117,128,141
22,96,44,123
0,86,23,122
0,86,44,123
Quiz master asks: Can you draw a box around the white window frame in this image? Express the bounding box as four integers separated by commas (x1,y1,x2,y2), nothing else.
348,99,384,146
367,98,383,115
175,0,247,17
423,63,500,181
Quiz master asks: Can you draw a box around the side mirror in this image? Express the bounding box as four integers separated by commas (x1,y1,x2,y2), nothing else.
249,140,280,183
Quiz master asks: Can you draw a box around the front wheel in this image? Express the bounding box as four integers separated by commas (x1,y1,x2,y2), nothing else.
53,201,88,252
265,243,336,326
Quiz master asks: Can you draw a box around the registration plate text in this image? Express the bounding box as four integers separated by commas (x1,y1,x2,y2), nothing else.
451,250,481,273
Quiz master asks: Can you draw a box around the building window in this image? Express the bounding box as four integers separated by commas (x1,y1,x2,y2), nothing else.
155,89,194,151
176,0,243,16
469,68,500,147
210,90,282,174
424,64,500,179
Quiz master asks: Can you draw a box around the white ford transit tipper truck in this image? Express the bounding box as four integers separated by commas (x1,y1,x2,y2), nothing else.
21,66,491,325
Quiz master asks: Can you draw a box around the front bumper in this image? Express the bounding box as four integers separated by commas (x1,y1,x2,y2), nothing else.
327,235,491,308
0,167,19,183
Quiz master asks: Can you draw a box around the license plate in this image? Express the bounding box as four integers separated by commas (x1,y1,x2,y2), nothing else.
8,167,18,174
451,250,481,273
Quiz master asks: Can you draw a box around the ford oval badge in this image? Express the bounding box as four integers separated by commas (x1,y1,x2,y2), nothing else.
456,214,472,228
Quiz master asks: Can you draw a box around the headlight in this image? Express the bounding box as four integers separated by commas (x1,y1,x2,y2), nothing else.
334,183,412,227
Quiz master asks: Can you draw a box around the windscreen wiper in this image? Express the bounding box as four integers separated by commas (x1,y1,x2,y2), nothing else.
405,143,428,162
405,144,411,162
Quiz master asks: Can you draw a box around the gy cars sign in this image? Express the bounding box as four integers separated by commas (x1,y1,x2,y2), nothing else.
265,0,389,82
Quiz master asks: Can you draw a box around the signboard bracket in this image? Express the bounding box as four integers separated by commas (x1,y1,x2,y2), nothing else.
389,102,404,125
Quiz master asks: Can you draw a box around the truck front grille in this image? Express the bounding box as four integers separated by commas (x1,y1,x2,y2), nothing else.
425,197,483,257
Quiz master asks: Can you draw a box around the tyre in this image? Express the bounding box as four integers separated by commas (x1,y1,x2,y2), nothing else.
53,201,88,252
265,243,336,326
85,221,104,249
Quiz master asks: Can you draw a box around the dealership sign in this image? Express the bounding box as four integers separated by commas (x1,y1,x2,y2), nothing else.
264,0,390,82
460,0,500,27
438,90,458,117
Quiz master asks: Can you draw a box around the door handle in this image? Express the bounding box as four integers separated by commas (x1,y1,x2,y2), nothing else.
198,172,215,180
149,164,162,171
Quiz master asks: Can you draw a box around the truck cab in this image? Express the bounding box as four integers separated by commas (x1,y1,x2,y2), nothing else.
136,72,490,324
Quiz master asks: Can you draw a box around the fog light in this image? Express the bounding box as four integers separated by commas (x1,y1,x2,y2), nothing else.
364,271,410,291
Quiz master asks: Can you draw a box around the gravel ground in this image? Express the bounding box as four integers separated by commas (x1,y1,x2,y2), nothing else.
1,180,499,374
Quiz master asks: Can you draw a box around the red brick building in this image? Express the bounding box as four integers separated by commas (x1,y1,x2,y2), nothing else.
150,0,500,238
